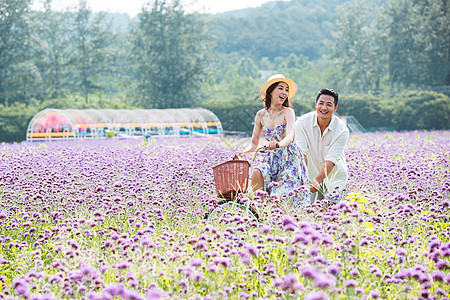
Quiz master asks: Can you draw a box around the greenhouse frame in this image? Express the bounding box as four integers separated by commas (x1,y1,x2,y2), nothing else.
26,108,223,142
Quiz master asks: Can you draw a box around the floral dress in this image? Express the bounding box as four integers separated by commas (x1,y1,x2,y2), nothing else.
255,124,310,208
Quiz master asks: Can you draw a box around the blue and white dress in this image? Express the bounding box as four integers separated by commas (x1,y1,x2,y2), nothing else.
255,123,310,208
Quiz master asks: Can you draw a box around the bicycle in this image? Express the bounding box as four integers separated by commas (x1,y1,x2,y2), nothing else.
204,147,266,225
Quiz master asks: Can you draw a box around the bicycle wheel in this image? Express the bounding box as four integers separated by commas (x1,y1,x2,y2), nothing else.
205,198,259,227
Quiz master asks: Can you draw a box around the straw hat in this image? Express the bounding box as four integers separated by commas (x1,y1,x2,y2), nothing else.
259,74,297,102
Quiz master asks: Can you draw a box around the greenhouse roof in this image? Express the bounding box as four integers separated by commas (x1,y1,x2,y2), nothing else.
27,108,222,141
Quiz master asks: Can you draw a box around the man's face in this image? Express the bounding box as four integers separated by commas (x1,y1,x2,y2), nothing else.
315,94,337,121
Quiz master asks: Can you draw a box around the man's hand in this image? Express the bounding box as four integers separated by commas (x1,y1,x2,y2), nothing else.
310,178,320,193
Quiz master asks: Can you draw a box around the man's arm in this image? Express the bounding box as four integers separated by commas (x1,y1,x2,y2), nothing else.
310,161,334,193
311,128,349,193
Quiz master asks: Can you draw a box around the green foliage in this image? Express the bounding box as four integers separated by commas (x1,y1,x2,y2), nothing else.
331,0,450,89
277,54,329,99
209,0,343,61
0,0,34,105
330,1,386,90
106,130,116,138
338,91,450,131
0,103,37,143
201,102,261,134
31,5,73,99
382,0,449,87
132,0,212,109
236,57,261,79
72,0,115,104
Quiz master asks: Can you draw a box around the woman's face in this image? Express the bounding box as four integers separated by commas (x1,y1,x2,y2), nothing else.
270,82,289,106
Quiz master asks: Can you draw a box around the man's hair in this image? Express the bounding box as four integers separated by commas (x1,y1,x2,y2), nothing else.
316,88,339,106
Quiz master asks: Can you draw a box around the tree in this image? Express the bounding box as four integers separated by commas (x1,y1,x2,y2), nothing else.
0,0,34,105
381,0,449,88
330,1,386,91
423,0,450,86
236,57,261,79
71,0,114,103
132,0,212,109
31,0,73,99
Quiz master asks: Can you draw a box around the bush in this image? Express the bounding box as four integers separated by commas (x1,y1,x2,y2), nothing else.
106,130,116,138
0,103,37,143
338,91,450,131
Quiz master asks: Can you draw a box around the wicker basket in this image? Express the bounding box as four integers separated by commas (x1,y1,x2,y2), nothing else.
212,158,250,198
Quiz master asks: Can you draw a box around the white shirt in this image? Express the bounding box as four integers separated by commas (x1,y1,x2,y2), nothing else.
295,111,349,194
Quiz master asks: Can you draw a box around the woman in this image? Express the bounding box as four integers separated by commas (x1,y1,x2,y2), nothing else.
238,74,309,208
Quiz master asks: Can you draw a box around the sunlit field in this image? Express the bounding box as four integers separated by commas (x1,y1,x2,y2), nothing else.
0,131,449,299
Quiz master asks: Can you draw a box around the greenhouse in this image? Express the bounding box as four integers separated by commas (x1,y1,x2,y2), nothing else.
26,108,223,142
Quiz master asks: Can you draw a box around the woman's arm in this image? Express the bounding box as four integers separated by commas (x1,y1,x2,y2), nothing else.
239,110,263,154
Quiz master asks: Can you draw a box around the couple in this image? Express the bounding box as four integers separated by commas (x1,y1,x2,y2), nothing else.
238,74,349,209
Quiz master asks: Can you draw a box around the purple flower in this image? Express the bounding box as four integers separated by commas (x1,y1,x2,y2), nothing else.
395,247,407,256
420,289,430,298
261,224,273,233
268,181,279,188
432,270,445,281
282,215,296,227
436,288,447,296
436,260,449,269
360,239,370,247
190,258,202,267
116,262,129,269
178,279,189,291
104,283,124,296
370,289,380,298
345,279,357,287
328,262,341,276
276,273,303,292
212,257,231,268
305,290,328,300
314,273,336,288
284,223,296,231
298,265,319,279
245,244,258,257
293,232,310,245
13,278,29,297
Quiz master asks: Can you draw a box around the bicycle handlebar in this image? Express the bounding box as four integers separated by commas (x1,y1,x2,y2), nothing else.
235,146,271,164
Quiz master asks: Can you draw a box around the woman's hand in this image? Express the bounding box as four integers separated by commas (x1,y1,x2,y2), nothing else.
234,152,245,159
266,141,280,150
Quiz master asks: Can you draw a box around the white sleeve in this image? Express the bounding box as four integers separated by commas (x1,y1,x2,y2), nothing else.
324,129,349,165
295,118,309,155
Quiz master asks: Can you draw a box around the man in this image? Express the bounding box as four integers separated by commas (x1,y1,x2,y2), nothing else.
295,88,349,202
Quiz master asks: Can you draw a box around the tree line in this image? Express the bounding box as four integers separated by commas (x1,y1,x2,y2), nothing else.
0,0,211,108
0,0,449,142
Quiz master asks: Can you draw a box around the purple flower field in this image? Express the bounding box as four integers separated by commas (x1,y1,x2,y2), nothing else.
0,131,449,299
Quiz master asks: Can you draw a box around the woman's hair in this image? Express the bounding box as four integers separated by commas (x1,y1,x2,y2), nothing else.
264,82,291,109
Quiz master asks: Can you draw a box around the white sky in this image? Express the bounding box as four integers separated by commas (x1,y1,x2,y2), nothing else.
32,0,284,16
